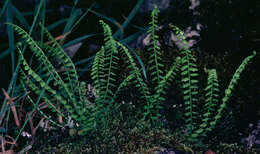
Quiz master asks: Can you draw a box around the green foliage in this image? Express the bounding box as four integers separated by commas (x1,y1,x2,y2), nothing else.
90,6,181,126
147,5,164,85
98,20,120,104
8,6,257,151
170,24,199,134
211,51,257,128
92,6,257,143
9,23,91,134
190,69,219,139
170,23,257,142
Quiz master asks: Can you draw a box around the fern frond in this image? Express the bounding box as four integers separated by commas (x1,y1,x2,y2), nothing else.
190,69,219,140
154,57,181,103
111,73,136,104
99,20,120,103
170,24,199,133
13,26,89,133
91,47,106,98
20,69,66,117
37,25,82,101
21,82,64,128
18,51,77,114
211,51,257,128
147,5,164,86
39,23,78,83
9,24,77,104
117,42,155,121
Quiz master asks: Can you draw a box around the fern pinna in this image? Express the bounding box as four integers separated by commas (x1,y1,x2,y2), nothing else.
9,23,91,135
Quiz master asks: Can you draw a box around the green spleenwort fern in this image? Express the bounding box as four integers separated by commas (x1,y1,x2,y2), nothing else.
9,6,179,135
147,5,164,86
170,23,257,141
91,6,181,125
10,5,255,141
8,23,92,135
190,69,219,139
190,52,256,141
170,24,199,134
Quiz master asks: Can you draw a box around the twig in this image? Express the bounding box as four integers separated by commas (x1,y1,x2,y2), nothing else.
2,89,20,128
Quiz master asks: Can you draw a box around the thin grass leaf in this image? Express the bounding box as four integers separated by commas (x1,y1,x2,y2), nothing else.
63,34,96,48
6,2,15,72
0,0,44,125
63,8,81,34
0,49,10,60
46,19,68,30
11,76,52,150
75,54,95,66
70,2,96,31
113,0,145,39
11,5,30,30
0,0,11,21
89,9,122,32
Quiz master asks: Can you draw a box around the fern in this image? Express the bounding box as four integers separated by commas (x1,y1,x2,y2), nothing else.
39,23,79,90
92,10,181,124
147,5,164,86
91,46,106,97
10,23,76,103
169,23,257,141
190,69,219,139
170,24,199,133
10,24,91,134
189,52,256,141
99,20,120,104
153,56,181,103
83,21,121,133
117,42,153,121
211,51,257,129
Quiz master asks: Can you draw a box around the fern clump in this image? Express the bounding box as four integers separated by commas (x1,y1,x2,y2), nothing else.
9,5,257,147
90,6,181,126
170,23,257,142
9,23,91,135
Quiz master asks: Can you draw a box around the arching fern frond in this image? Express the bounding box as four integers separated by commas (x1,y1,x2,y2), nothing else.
18,49,71,113
38,24,81,100
211,51,257,129
10,24,91,134
8,23,77,104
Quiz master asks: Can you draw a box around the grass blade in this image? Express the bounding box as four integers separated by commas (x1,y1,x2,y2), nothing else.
10,5,30,30
0,0,44,126
47,19,68,30
113,0,145,39
6,2,15,73
63,33,96,48
0,0,11,21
